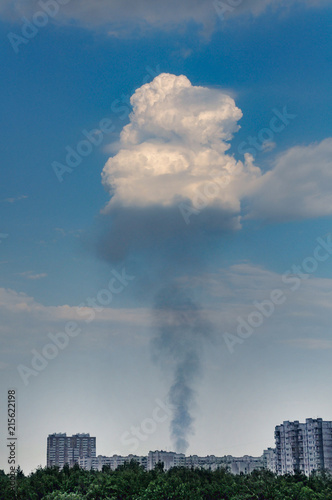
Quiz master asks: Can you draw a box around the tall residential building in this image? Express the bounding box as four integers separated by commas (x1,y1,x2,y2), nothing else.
275,418,332,475
47,433,96,468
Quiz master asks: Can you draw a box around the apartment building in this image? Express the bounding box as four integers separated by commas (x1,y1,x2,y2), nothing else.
47,433,96,468
83,454,148,471
275,418,332,475
77,450,263,474
148,450,185,471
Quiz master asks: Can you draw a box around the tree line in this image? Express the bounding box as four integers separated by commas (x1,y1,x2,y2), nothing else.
2,461,332,499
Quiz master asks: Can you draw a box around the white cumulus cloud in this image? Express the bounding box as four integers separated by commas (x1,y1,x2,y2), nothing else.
102,73,261,214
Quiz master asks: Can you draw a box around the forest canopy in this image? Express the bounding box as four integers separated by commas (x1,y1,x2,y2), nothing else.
2,461,332,499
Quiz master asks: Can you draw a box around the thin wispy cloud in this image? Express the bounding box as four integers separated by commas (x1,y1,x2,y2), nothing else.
54,227,82,238
0,287,151,364
284,338,332,350
0,288,150,325
2,195,27,203
17,271,47,280
181,263,332,340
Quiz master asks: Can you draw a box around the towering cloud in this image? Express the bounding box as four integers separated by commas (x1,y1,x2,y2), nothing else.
102,73,260,213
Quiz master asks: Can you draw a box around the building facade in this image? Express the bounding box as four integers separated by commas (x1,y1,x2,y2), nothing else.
76,449,264,474
80,454,148,471
47,433,96,468
148,451,185,471
275,418,332,475
262,448,277,473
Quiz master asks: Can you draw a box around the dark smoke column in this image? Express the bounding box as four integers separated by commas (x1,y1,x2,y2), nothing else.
152,284,212,454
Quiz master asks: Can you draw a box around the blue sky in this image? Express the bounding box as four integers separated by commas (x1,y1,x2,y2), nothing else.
1,0,332,473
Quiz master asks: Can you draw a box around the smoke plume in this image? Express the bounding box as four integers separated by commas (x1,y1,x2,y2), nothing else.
152,284,212,453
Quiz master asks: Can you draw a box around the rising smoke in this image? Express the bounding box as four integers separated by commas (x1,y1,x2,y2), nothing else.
152,284,212,453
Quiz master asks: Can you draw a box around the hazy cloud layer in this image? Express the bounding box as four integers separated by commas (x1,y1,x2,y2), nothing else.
0,287,150,324
1,0,329,33
0,287,151,362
